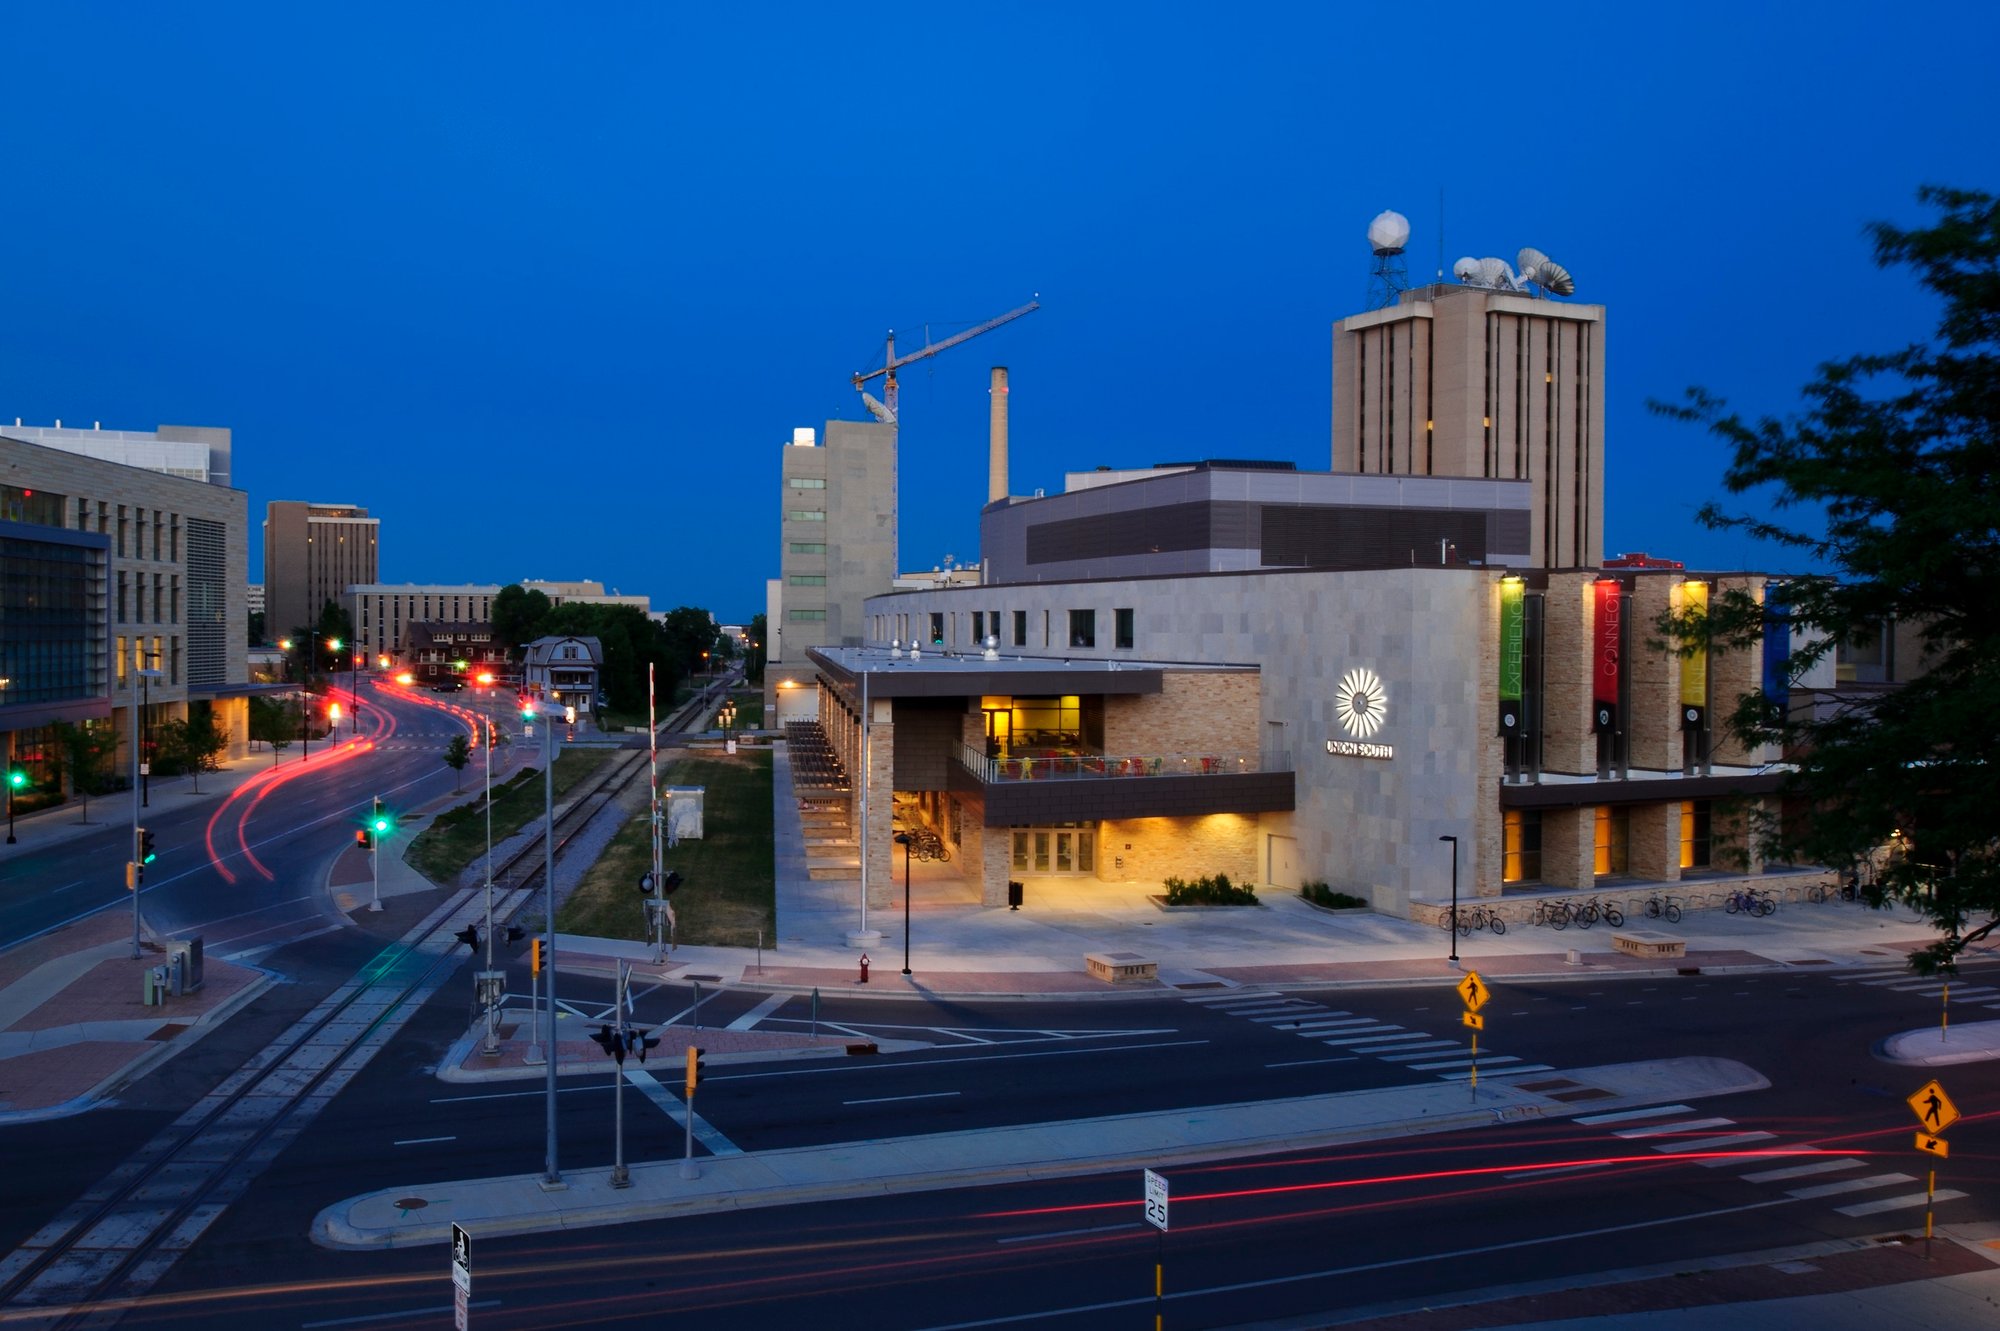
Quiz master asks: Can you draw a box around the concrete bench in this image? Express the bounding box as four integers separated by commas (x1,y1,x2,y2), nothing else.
1086,951,1159,984
1612,931,1687,959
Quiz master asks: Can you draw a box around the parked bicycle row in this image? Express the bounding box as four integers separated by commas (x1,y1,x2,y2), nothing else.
1427,872,1886,933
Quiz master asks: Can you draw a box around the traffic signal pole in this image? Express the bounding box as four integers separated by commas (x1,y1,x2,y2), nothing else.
129,668,161,959
532,703,563,1190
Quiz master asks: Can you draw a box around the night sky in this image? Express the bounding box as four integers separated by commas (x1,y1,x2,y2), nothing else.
4,3,1995,620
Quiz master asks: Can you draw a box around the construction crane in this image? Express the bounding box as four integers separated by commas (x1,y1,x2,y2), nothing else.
851,297,1040,424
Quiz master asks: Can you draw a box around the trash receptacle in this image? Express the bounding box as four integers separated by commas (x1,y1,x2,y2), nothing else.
1007,880,1024,909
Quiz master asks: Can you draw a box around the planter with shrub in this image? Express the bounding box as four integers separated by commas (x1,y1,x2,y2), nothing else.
1300,881,1370,911
1155,873,1259,907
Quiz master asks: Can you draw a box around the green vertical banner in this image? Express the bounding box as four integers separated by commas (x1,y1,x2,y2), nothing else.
1498,579,1524,735
1680,580,1708,729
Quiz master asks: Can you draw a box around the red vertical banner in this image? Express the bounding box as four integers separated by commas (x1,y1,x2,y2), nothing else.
1593,580,1621,732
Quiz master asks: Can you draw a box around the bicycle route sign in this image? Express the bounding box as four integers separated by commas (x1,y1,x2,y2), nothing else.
1456,971,1489,1013
1143,1169,1169,1233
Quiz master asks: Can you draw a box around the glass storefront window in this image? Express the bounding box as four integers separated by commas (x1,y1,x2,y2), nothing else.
1680,801,1712,869
1503,809,1541,883
1594,806,1630,876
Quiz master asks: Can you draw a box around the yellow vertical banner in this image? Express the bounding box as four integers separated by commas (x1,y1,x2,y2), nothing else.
1679,581,1709,714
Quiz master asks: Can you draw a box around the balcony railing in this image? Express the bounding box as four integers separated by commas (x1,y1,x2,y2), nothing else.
957,743,1270,783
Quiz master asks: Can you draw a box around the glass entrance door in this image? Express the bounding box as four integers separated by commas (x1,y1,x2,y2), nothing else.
1012,826,1096,875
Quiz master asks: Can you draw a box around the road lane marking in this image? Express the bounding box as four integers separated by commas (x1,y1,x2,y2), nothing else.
392,1135,457,1146
726,992,792,1031
1659,1132,1776,1155
845,1091,962,1106
625,1068,742,1155
996,1222,1142,1245
1264,1056,1359,1068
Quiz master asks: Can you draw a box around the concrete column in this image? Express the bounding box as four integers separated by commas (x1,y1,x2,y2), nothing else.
1627,577,1681,771
863,720,895,912
1541,806,1596,889
988,367,1009,504
1628,802,1682,882
1710,576,1765,767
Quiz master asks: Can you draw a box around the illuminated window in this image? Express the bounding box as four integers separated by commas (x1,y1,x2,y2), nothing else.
1594,806,1630,876
1680,801,1712,870
787,477,827,488
789,542,825,554
1503,809,1541,883
789,510,825,522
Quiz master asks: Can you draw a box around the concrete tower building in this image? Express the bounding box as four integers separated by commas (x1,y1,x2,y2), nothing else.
766,420,898,720
263,501,379,640
1332,281,1607,568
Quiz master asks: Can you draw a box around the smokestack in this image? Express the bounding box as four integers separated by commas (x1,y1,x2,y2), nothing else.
988,367,1009,504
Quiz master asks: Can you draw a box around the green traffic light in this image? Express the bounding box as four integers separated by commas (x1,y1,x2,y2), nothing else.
7,769,24,790
372,817,391,833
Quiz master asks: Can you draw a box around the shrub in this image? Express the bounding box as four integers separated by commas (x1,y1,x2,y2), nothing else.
1162,872,1258,906
1301,881,1369,910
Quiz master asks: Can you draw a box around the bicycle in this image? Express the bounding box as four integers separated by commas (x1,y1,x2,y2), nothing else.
912,828,950,863
1644,894,1684,924
1532,900,1572,931
1439,904,1508,936
1725,887,1776,917
1577,895,1625,928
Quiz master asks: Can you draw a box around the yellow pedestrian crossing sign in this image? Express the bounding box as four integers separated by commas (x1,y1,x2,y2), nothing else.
1456,971,1490,1012
1908,1080,1958,1134
1915,1132,1949,1159
1462,1011,1485,1031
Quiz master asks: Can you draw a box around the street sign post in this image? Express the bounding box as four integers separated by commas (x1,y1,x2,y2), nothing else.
1916,1132,1949,1159
1143,1169,1169,1232
1907,1079,1959,1134
451,1224,472,1328
1457,970,1488,1095
1455,970,1489,1012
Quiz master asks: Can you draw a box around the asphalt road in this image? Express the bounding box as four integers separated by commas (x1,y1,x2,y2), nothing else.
40,956,1992,1329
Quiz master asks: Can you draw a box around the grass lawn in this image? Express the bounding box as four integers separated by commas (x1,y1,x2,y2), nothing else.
726,690,764,728
405,748,617,883
559,748,773,947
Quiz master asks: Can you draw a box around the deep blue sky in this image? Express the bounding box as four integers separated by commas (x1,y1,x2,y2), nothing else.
5,4,1995,620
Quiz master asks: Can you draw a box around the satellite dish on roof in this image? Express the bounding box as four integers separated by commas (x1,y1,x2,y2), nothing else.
1367,210,1411,256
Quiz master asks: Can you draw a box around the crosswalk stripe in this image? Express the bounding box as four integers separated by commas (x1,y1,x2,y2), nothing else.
1438,1064,1554,1080
1614,1117,1735,1139
1741,1158,1863,1183
1409,1055,1520,1071
1574,1105,1695,1125
1836,1189,1966,1217
1660,1132,1777,1155
1788,1173,1914,1200
1318,1030,1412,1045
1250,1010,1332,1023
1288,1018,1382,1032
1374,1043,1469,1059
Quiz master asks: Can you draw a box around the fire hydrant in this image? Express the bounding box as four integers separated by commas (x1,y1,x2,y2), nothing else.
859,953,870,984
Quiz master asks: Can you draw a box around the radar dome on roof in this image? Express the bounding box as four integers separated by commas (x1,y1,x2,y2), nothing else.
1367,210,1411,255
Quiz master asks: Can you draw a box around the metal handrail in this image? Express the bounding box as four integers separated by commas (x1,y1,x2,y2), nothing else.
955,743,1267,782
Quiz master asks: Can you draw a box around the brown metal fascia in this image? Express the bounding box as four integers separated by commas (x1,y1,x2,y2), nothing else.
1498,771,1788,810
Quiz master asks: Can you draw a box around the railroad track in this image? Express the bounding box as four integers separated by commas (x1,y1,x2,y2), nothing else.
0,675,739,1327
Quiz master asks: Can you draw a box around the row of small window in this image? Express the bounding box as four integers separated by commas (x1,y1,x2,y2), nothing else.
114,634,179,687
789,510,826,522
117,570,180,625
887,607,1139,651
787,477,827,489
1502,802,1711,883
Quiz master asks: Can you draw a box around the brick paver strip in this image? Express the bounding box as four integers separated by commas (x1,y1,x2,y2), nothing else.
1208,949,1771,986
11,953,262,1032
0,1041,154,1112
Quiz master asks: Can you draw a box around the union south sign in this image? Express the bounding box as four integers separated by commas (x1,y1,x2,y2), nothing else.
1327,667,1394,760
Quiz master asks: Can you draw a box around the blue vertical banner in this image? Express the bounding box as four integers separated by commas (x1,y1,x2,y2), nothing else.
1762,584,1791,717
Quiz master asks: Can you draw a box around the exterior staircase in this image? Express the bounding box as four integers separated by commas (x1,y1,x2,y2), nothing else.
785,721,857,881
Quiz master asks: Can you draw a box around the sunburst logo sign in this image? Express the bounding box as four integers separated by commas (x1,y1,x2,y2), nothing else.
1327,666,1394,759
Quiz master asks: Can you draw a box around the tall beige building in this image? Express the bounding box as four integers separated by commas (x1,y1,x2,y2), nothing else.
1332,283,1606,568
263,501,379,640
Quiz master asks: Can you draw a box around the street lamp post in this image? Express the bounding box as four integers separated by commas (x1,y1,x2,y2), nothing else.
1439,834,1460,969
894,831,913,976
7,766,23,844
131,667,163,959
523,699,566,1190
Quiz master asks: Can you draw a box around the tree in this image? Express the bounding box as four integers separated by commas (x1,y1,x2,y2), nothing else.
492,584,552,658
249,696,295,764
1656,185,2000,975
314,599,355,673
746,612,767,683
51,720,116,823
443,733,472,794
155,713,228,793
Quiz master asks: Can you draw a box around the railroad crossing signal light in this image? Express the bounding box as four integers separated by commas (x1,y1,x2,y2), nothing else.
454,925,481,951
530,937,544,974
660,870,683,897
506,924,526,945
136,826,157,865
685,1046,705,1095
591,1024,624,1064
634,1028,659,1063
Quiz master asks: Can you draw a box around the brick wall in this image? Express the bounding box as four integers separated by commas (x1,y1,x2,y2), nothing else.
1540,573,1596,775
1103,671,1260,757
1096,813,1259,887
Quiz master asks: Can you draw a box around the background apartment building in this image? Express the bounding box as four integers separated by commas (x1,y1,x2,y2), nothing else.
263,501,379,642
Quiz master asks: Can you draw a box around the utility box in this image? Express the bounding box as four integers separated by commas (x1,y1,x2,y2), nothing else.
143,965,168,1006
166,937,204,994
665,786,705,842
